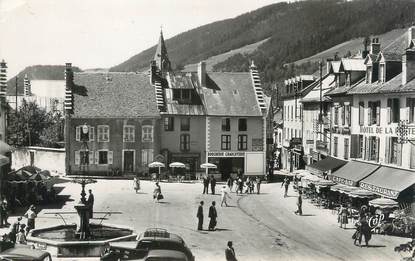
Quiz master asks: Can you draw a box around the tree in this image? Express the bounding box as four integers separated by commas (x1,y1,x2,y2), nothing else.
7,100,63,148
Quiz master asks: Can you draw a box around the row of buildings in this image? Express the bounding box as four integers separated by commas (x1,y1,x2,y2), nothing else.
63,31,273,179
278,27,415,207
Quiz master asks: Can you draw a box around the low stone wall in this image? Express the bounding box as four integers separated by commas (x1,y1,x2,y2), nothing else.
12,146,65,175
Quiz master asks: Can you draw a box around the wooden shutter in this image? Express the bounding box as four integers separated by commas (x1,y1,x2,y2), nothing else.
108,151,113,165
74,151,80,165
364,137,369,160
89,127,95,141
95,151,99,164
141,149,147,166
75,126,80,141
385,137,390,164
376,137,380,162
350,135,359,158
367,102,372,125
376,103,380,126
148,149,154,163
89,151,94,165
387,99,391,124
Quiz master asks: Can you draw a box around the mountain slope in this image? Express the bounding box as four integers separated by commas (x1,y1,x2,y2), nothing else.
7,65,82,95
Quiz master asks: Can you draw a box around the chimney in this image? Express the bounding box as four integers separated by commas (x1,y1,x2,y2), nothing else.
23,74,31,96
64,63,73,112
0,59,7,98
198,61,206,87
402,49,415,85
370,38,380,55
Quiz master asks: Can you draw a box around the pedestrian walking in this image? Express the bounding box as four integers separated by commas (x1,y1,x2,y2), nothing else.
227,177,233,191
210,176,217,195
153,182,163,203
358,216,372,247
208,201,217,231
221,186,231,207
197,201,204,230
0,199,8,227
281,177,290,197
87,189,94,218
133,176,141,193
203,176,210,194
294,191,303,215
338,205,349,229
353,222,361,246
232,179,238,193
24,205,37,232
255,177,261,194
225,241,237,261
8,217,21,243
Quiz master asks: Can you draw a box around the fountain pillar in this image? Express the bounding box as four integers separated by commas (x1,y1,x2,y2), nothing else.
74,202,90,240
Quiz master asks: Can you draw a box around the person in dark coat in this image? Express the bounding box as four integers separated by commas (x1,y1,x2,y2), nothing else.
87,189,94,218
196,201,204,230
227,177,233,191
203,177,210,194
358,216,372,247
210,176,217,195
208,201,217,231
225,241,237,261
282,177,290,197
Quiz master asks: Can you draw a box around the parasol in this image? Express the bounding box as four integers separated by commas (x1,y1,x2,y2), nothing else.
148,161,165,176
369,198,399,209
169,162,186,176
200,163,217,177
348,189,377,198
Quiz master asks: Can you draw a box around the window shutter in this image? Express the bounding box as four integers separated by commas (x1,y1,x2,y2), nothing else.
89,151,94,165
410,144,415,169
386,107,391,124
367,105,372,125
376,104,380,126
107,127,110,142
75,151,80,165
149,149,154,163
376,137,380,162
76,126,80,141
404,107,410,122
397,143,402,166
95,151,99,164
141,150,147,166
364,137,369,160
108,151,113,165
89,127,95,141
350,135,359,158
385,137,390,164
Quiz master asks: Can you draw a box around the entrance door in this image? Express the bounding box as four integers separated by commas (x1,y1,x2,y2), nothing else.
123,151,134,172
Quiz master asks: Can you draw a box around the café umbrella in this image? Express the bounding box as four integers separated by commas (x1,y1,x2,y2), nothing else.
200,163,217,177
369,198,399,209
148,161,165,176
348,189,377,198
169,162,186,176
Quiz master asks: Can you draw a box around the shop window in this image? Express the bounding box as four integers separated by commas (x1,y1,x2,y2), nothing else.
180,134,190,152
333,137,338,157
368,101,380,125
387,137,402,165
180,118,190,131
221,135,231,150
238,135,247,151
142,126,153,142
238,118,247,131
359,102,364,126
387,98,400,123
123,125,135,142
368,136,379,162
222,118,230,131
407,98,415,123
344,138,349,160
164,117,174,131
97,125,110,142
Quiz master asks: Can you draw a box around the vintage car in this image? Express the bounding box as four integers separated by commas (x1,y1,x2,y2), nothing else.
101,228,194,261
0,244,52,261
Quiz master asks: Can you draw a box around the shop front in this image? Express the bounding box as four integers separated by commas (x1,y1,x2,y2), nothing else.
171,153,200,178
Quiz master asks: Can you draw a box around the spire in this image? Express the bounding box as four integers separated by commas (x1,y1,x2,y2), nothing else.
153,28,171,75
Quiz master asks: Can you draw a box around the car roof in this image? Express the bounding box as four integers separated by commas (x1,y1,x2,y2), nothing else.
138,231,184,243
146,249,188,260
0,246,50,260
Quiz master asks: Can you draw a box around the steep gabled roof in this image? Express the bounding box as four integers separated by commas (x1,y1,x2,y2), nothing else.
341,58,366,71
378,33,408,62
72,72,159,118
202,72,263,116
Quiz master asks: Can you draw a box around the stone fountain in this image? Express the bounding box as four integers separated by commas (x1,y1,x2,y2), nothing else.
26,177,136,258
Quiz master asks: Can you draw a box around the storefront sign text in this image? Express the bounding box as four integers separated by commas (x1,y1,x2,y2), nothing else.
331,176,355,187
359,126,415,136
359,182,399,199
207,151,245,157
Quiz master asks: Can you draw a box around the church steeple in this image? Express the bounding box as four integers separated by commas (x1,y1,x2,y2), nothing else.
153,28,171,75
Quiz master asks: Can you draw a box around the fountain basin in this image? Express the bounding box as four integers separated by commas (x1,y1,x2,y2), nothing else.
27,223,136,257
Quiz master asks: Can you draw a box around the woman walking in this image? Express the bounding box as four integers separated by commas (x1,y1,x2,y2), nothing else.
338,205,349,229
133,176,141,193
153,182,163,203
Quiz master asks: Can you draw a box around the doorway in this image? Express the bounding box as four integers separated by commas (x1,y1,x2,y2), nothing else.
123,150,135,173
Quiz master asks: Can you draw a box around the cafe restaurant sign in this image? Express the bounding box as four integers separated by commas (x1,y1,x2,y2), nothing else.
359,182,399,199
207,151,245,157
359,126,415,137
331,176,355,187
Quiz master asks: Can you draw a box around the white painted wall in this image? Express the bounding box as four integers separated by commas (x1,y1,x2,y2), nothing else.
12,146,65,175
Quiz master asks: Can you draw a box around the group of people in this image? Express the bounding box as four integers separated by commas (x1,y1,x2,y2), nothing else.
202,176,217,194
196,201,218,231
228,176,261,195
1,204,38,246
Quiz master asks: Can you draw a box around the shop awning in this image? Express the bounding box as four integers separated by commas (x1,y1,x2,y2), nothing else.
330,160,380,187
359,166,415,199
306,156,347,176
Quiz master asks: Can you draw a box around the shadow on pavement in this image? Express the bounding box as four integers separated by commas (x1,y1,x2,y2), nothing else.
214,228,231,231
157,201,171,204
365,245,386,248
299,214,316,217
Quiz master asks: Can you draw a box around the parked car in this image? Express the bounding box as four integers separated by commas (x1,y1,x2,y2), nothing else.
131,249,188,261
101,228,194,261
0,244,52,261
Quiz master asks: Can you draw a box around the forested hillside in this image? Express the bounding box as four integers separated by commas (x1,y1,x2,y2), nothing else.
111,0,415,97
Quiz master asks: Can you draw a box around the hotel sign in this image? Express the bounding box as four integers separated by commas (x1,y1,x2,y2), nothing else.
207,151,245,157
359,126,415,137
359,182,399,199
331,176,355,187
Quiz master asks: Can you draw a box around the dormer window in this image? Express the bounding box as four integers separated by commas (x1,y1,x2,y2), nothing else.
379,63,386,83
172,89,192,104
366,65,372,84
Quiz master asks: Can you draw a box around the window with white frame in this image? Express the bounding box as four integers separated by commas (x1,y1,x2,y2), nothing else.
123,125,135,142
76,125,95,141
97,150,113,165
141,149,153,166
97,125,110,142
142,126,153,142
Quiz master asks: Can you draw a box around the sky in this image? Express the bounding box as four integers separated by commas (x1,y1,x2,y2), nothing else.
0,0,283,78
